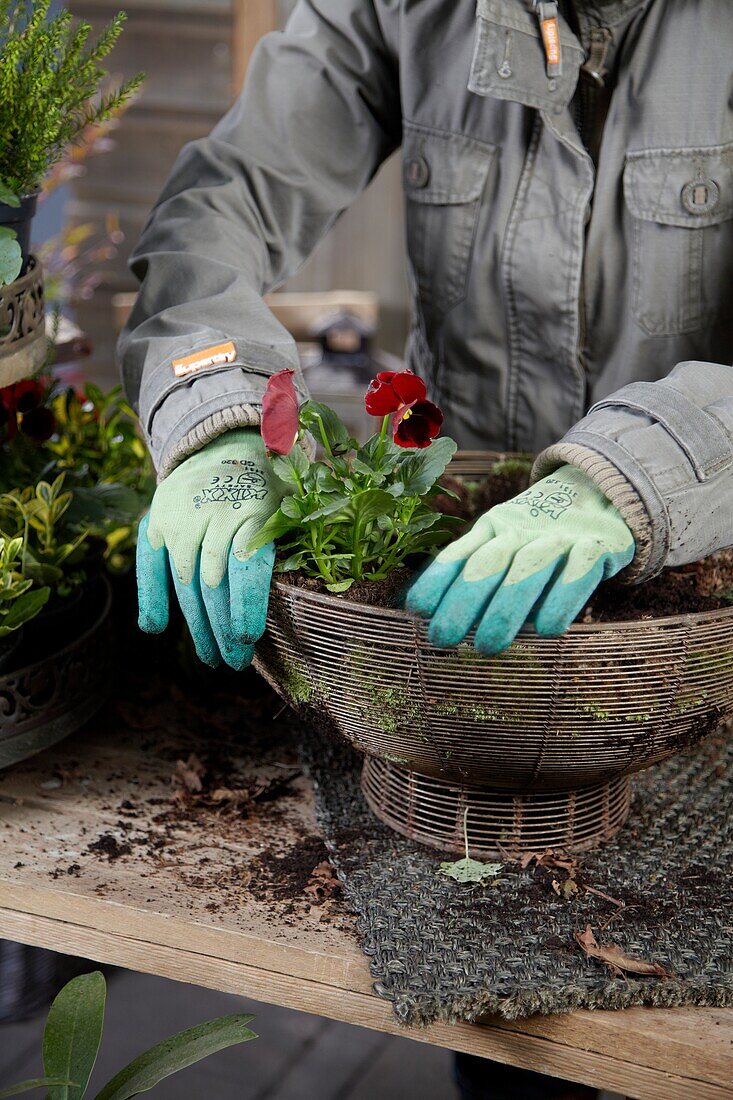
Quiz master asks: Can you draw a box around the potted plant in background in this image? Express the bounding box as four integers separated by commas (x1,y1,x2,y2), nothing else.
0,1,142,386
253,369,733,860
0,371,154,768
0,0,142,274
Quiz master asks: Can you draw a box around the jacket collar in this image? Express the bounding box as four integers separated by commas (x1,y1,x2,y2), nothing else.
468,0,645,116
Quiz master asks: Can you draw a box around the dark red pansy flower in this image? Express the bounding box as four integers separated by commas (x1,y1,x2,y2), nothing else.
20,406,56,443
11,379,44,414
261,368,300,455
364,369,426,416
392,399,443,449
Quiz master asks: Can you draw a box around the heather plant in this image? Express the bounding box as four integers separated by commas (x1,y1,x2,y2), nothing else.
0,1,143,195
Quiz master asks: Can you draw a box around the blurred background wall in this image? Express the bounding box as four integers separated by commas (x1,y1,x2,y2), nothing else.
52,0,408,388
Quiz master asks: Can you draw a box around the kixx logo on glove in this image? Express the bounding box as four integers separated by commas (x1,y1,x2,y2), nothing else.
193,460,268,510
512,477,577,521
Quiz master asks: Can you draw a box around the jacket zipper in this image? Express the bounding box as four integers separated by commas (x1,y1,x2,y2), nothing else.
574,24,612,373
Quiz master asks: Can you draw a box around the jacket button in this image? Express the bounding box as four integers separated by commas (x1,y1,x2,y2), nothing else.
681,178,720,215
405,155,430,189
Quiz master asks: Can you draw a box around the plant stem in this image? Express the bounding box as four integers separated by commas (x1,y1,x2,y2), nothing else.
314,414,333,460
375,414,390,465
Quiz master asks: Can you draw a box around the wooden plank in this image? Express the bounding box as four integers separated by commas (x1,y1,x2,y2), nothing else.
232,0,279,95
110,289,380,341
0,719,731,1100
0,905,729,1100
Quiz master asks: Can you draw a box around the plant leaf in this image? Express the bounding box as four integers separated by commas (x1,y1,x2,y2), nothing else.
0,1079,74,1098
397,437,458,495
299,401,352,454
439,857,502,884
348,488,396,524
0,236,22,286
574,925,673,980
245,509,298,554
270,446,309,487
93,1014,257,1100
44,971,107,1100
0,182,20,207
1,586,50,631
325,579,354,593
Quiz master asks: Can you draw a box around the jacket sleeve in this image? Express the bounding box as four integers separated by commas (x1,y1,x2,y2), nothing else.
117,0,400,476
533,360,733,582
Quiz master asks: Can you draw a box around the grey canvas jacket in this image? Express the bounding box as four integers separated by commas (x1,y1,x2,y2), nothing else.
119,0,733,582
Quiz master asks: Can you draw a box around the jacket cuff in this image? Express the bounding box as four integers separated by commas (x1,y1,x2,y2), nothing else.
158,402,262,479
532,443,657,583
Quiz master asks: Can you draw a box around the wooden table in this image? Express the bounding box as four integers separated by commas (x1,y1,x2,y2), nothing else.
0,702,730,1100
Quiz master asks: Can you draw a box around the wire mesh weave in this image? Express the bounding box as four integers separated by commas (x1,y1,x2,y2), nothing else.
255,583,733,791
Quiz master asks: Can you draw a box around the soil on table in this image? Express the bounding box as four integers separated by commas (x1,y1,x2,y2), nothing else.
277,460,733,622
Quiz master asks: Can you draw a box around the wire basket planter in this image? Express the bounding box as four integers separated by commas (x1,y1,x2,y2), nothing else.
254,453,733,857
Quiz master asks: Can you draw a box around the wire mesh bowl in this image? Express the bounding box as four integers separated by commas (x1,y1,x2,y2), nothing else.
254,452,733,855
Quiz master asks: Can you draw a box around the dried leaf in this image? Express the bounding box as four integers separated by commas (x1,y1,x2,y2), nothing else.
304,860,340,901
574,924,673,980
439,857,502,884
552,877,579,899
172,754,206,794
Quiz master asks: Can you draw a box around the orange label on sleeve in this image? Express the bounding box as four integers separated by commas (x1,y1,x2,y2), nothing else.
540,16,561,67
172,341,236,377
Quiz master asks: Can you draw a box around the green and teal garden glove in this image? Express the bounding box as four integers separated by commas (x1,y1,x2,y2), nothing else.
137,429,286,669
406,465,635,654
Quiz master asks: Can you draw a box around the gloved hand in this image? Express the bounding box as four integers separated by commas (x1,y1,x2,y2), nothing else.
137,429,286,669
406,464,635,654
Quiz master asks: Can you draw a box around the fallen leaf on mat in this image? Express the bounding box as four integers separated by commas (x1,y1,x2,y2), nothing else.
439,856,502,884
574,924,673,980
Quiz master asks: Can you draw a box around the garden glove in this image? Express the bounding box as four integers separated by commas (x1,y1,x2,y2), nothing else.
137,428,286,670
406,465,635,654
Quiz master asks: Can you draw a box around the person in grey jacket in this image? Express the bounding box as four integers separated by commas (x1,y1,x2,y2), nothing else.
120,0,733,675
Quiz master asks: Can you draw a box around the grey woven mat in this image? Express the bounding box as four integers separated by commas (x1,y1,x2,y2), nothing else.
302,727,733,1025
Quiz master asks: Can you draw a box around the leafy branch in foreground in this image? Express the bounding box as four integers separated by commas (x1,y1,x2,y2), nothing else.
0,971,257,1099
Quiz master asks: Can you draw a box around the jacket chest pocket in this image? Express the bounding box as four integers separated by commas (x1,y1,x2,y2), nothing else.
403,123,496,322
624,145,733,337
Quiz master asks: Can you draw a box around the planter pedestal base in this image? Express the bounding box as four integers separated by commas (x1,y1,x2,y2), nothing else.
361,756,632,858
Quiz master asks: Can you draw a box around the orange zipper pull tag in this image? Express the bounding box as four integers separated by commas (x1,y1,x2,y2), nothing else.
533,1,563,79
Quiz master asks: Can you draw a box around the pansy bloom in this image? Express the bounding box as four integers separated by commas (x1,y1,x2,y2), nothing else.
364,368,444,449
0,379,55,442
261,369,300,455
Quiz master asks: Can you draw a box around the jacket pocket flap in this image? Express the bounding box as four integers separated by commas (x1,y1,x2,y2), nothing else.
469,0,584,112
624,145,733,228
402,122,496,205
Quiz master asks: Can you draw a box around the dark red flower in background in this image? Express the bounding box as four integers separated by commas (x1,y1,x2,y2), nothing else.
19,405,56,443
365,369,426,415
261,369,300,455
0,380,51,442
392,400,443,449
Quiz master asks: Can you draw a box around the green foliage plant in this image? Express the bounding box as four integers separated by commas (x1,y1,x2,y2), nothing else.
0,473,88,596
0,1,144,196
250,401,459,592
0,970,257,1099
0,532,49,637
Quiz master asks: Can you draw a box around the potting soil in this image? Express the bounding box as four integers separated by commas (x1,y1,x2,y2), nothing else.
304,722,733,1024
